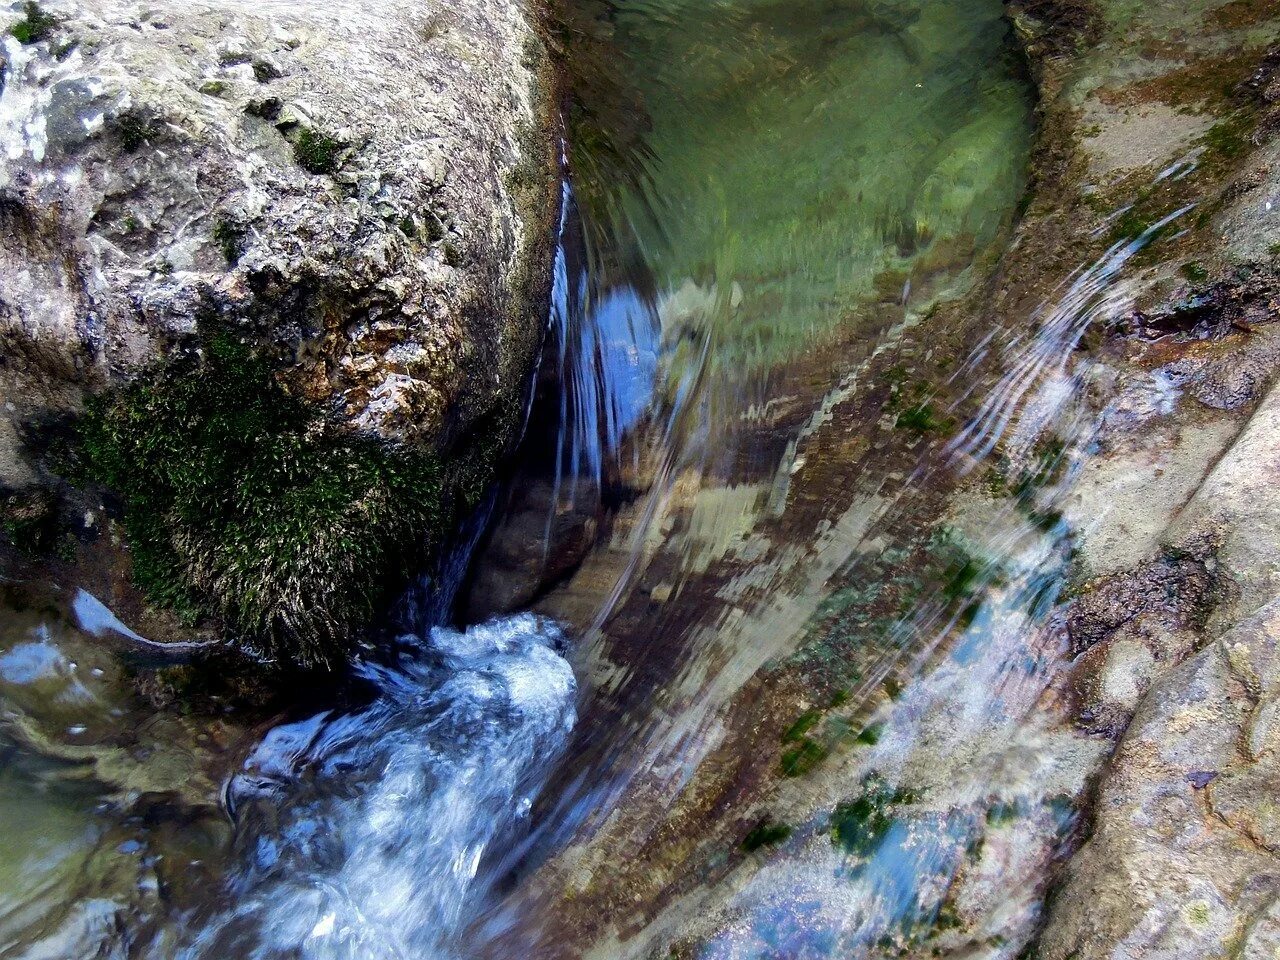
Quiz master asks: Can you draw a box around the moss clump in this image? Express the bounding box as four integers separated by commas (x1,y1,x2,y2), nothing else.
781,708,823,743
854,722,884,746
895,401,951,433
1180,261,1210,285
986,800,1020,826
742,819,793,852
79,333,444,667
1199,111,1257,164
252,59,281,83
780,737,829,777
9,1,56,44
831,776,914,856
292,127,344,175
1,488,63,557
112,110,158,153
212,219,246,265
423,211,447,243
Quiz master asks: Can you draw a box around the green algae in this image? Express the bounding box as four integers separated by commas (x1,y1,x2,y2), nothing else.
292,127,344,175
212,219,245,264
895,402,953,433
781,709,823,743
0,488,64,558
855,722,885,746
780,737,830,777
9,1,56,44
111,110,158,153
78,333,444,667
831,775,915,857
742,819,794,851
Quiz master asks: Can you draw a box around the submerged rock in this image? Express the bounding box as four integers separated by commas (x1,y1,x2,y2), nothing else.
0,0,560,662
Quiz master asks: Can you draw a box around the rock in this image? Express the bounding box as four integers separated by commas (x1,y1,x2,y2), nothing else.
0,0,560,659
1188,340,1280,410
1040,601,1280,960
1065,542,1219,654
1040,379,1280,959
0,0,556,455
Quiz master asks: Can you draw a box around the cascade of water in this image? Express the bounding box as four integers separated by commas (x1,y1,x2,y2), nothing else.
542,187,661,541
687,213,1193,958
173,617,576,960
946,205,1195,468
159,183,616,960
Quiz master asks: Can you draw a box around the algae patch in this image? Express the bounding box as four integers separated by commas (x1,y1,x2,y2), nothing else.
9,1,57,44
78,334,444,667
292,127,344,175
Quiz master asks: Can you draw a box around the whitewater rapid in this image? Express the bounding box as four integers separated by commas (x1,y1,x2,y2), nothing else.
176,615,576,960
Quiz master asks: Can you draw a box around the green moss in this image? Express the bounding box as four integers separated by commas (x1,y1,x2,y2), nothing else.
423,212,447,243
779,737,829,777
895,402,952,433
252,59,281,83
1199,111,1255,162
831,776,914,856
78,333,444,667
1179,261,1208,285
986,800,1020,826
855,722,884,746
782,708,823,742
112,110,157,153
1,489,62,557
1106,205,1152,245
9,1,56,44
292,127,344,175
212,219,245,265
742,819,793,851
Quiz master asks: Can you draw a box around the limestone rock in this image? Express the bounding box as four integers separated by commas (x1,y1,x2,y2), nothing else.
0,0,559,476
1041,380,1280,959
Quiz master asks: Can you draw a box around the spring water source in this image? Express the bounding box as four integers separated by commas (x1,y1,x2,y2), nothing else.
0,0,1188,956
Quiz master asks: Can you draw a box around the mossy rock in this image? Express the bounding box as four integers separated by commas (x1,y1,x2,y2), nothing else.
78,333,446,668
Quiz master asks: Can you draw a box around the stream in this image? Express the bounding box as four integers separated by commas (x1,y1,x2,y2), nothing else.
0,0,1185,956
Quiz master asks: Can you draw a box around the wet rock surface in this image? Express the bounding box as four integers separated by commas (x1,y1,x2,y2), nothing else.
466,0,1280,953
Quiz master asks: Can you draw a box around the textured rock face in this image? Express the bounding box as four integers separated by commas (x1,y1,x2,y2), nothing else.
1042,385,1280,960
0,0,558,472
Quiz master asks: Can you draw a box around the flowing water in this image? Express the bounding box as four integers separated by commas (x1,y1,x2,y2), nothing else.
175,617,576,960
0,0,1194,957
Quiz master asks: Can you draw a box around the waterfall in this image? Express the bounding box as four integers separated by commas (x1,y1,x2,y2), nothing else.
543,187,660,531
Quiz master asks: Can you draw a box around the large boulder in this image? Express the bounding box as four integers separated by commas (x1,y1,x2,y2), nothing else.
0,0,560,662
